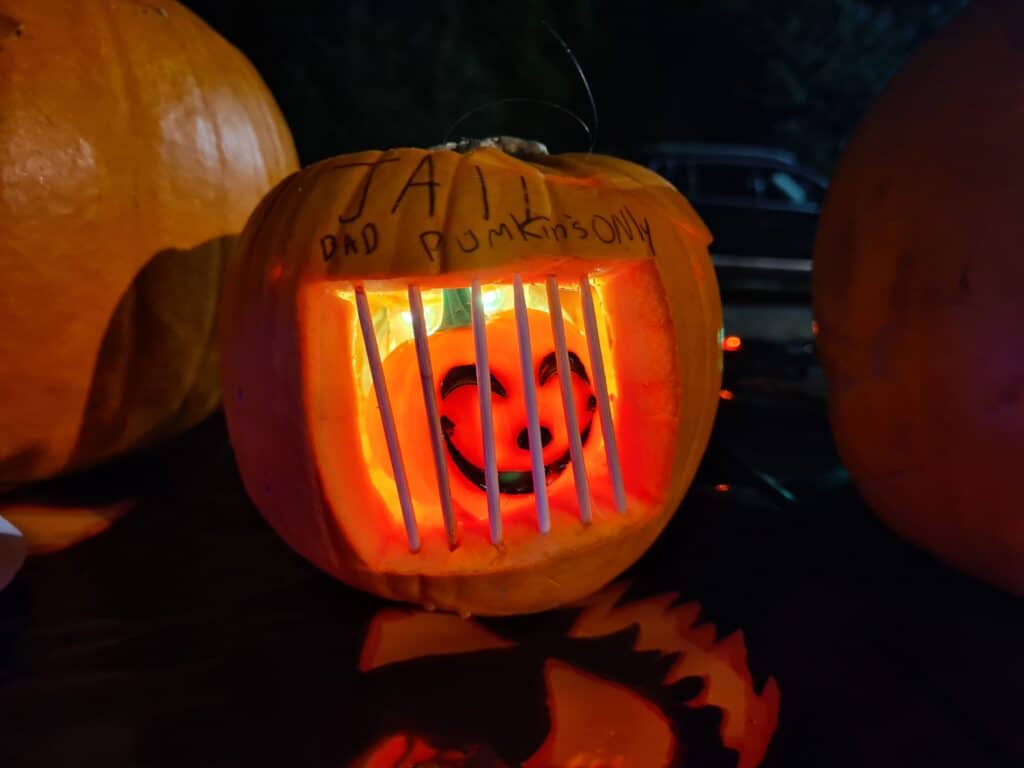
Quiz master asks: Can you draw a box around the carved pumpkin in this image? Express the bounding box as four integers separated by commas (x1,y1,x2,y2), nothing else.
813,0,1024,594
0,0,298,550
220,137,722,615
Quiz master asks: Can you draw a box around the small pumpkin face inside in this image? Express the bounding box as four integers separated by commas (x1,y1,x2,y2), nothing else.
435,315,596,496
219,140,723,615
368,305,600,529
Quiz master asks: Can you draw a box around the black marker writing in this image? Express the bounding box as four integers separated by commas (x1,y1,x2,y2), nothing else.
487,221,514,247
591,214,616,243
456,228,480,253
361,222,378,255
321,205,656,266
610,209,634,241
510,211,551,241
474,165,490,221
392,154,438,216
565,214,589,240
623,207,656,256
520,175,532,219
419,230,444,261
331,155,399,223
320,234,337,262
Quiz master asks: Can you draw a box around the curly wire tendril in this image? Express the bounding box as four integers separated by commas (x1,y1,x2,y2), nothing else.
541,20,599,152
441,21,599,153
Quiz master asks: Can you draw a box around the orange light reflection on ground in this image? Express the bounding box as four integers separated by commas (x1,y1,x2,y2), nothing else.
355,581,779,768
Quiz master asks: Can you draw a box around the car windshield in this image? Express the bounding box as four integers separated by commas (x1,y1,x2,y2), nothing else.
769,171,812,204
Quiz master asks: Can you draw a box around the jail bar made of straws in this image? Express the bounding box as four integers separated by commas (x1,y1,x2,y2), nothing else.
355,275,625,550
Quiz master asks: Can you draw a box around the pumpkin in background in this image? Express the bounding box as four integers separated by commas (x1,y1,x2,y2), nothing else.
0,0,298,550
220,137,722,616
813,0,1024,594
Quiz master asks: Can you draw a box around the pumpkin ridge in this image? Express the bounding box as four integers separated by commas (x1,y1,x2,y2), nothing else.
174,12,230,231
437,147,472,279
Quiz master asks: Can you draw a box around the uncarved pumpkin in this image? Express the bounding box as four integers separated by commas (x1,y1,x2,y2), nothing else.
0,0,298,546
813,0,1024,594
219,137,722,615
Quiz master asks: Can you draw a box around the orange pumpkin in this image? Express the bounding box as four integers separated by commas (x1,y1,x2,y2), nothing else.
813,0,1024,594
0,0,298,549
219,137,722,615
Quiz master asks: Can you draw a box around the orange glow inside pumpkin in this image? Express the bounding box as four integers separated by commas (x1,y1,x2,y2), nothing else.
313,259,681,556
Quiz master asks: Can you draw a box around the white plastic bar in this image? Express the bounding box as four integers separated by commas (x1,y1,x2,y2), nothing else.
407,285,458,549
513,274,551,534
354,286,420,552
470,279,502,545
545,275,592,524
579,275,627,513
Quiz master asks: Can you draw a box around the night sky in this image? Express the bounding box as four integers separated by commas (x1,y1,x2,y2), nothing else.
187,0,966,172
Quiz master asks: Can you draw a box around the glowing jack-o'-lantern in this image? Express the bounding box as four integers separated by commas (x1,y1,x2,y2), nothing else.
219,137,722,615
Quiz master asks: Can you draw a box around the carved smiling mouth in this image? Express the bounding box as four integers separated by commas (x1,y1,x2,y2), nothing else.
441,416,594,495
438,350,597,495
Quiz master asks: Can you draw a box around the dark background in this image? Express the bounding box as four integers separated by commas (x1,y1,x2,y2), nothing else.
189,0,965,172
5,3,1024,768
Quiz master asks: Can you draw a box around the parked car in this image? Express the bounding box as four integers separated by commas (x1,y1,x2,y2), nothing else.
637,142,828,296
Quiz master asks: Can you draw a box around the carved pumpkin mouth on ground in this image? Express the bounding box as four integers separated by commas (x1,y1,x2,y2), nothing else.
351,581,780,768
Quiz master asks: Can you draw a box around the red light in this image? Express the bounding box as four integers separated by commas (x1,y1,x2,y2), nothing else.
715,483,730,492
723,335,742,352
719,389,735,401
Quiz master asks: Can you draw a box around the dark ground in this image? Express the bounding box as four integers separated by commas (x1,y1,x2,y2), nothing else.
0,347,1020,767
2,5,1020,763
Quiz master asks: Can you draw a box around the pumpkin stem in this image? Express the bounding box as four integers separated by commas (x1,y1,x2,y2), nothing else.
431,136,549,158
439,287,473,330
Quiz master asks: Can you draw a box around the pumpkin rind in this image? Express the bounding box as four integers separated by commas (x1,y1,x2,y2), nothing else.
220,145,721,615
813,0,1024,594
0,2,297,496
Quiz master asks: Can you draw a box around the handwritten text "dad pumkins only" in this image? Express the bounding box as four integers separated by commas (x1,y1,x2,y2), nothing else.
318,154,658,264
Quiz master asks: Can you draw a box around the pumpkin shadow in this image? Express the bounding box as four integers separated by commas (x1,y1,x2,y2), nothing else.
0,444,47,492
69,235,234,469
0,236,234,552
